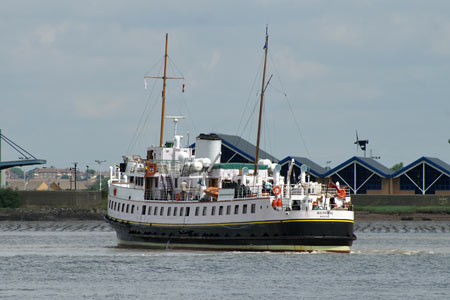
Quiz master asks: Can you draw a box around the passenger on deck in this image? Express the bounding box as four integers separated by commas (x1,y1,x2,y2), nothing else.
181,180,187,200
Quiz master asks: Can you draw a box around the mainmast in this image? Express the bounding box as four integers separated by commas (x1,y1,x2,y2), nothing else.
160,34,169,148
144,33,184,148
254,27,269,175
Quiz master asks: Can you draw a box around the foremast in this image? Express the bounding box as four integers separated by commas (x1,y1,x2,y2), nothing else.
144,33,184,147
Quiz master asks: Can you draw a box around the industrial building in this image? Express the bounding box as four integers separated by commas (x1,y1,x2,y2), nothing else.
193,133,450,195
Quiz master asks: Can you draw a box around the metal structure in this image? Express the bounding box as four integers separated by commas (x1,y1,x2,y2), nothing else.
0,130,46,181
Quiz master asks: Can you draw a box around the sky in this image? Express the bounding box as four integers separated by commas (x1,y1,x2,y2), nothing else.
1,0,450,172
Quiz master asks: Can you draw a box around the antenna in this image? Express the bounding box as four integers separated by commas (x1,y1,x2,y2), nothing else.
369,149,380,160
166,116,186,137
355,130,369,157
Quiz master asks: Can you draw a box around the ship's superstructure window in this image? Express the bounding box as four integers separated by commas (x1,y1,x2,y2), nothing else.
148,206,152,215
202,206,207,216
154,207,158,215
211,206,216,216
122,203,125,212
219,206,224,215
160,207,164,216
185,207,190,216
154,179,158,188
234,205,239,215
226,205,231,215
130,176,134,183
180,207,184,216
126,204,129,213
135,177,144,186
142,205,146,215
131,205,135,214
174,207,178,216
175,178,178,188
167,207,172,216
251,204,256,213
243,204,247,214
195,207,199,216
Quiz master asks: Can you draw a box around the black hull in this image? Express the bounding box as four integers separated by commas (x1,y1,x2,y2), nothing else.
105,215,357,253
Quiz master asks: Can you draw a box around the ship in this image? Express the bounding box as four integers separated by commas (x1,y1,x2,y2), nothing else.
105,30,357,253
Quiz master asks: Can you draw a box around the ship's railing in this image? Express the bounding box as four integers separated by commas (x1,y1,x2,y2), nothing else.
148,160,182,174
144,185,267,202
144,187,203,201
284,184,351,197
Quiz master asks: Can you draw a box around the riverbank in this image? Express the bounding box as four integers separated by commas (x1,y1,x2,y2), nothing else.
1,208,450,221
0,208,106,221
355,211,450,221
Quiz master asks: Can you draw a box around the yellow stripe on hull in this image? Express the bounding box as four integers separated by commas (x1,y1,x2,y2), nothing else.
116,239,351,253
107,216,354,227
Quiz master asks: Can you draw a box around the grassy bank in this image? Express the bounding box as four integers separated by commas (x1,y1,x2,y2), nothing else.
355,205,450,214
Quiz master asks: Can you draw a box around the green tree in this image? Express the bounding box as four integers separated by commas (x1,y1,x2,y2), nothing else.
0,188,22,208
391,162,403,172
10,167,24,178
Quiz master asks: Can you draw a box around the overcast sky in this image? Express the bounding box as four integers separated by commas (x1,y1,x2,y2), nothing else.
2,0,450,172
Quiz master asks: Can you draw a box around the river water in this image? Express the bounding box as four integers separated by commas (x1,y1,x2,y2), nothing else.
0,221,449,299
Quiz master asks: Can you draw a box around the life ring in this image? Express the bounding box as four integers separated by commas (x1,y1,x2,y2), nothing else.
175,193,180,201
145,163,157,177
337,188,346,198
272,185,282,196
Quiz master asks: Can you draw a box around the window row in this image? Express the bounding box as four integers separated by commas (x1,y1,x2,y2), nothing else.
109,200,135,214
129,176,144,186
141,203,256,217
109,200,257,217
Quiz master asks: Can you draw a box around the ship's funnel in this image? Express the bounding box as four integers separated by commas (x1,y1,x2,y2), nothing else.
195,133,221,163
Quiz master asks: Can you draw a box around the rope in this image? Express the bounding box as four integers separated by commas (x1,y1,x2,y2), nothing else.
127,60,164,153
268,51,312,159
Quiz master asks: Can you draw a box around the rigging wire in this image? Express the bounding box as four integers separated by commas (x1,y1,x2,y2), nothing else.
166,56,199,138
127,60,164,154
230,53,265,155
268,51,312,159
